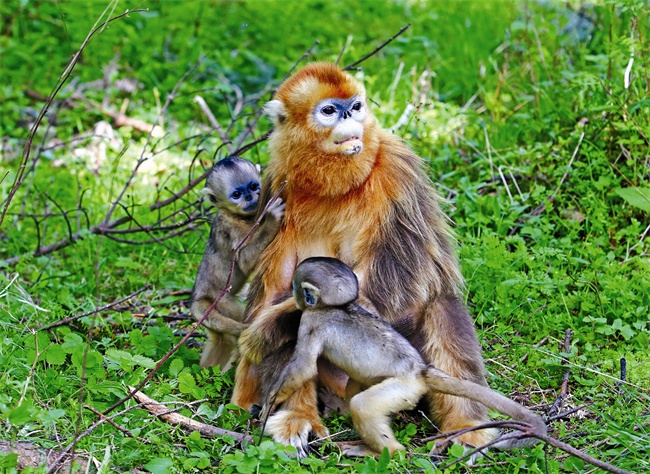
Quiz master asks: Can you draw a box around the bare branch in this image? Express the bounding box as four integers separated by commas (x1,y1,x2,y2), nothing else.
101,59,202,228
40,284,151,330
343,24,411,71
194,95,233,153
130,387,252,443
0,8,148,229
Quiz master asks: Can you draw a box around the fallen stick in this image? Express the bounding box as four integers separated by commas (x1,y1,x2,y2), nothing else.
549,329,572,416
130,387,253,444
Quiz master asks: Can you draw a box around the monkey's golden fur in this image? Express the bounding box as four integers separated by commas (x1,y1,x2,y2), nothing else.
234,63,494,452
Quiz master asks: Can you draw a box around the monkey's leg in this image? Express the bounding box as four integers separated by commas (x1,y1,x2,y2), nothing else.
317,358,349,416
232,357,263,409
200,330,238,370
421,296,498,448
346,376,428,457
263,379,328,459
192,297,247,369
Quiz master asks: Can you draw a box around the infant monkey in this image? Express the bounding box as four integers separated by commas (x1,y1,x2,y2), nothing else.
261,257,546,458
191,157,284,370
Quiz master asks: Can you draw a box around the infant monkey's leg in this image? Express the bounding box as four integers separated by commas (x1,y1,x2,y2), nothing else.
346,376,428,457
200,331,238,369
192,294,248,369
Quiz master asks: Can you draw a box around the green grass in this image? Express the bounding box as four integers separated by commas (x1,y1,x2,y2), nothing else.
1,0,649,472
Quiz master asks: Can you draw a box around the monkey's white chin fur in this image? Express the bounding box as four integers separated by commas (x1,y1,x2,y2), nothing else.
340,140,363,155
324,138,364,156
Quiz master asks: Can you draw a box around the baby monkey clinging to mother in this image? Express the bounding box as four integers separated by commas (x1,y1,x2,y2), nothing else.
260,257,547,458
191,157,284,370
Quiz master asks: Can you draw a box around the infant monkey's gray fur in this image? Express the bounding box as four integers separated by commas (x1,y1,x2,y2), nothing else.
191,157,284,370
261,257,546,458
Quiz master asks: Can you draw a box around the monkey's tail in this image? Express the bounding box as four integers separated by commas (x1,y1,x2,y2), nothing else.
424,366,547,449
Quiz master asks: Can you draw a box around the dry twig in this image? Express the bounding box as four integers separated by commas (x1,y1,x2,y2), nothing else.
39,284,151,330
421,420,633,474
343,24,411,71
0,8,148,229
130,387,253,443
548,329,572,417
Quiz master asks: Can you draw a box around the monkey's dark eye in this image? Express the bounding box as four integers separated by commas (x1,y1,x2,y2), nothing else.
249,182,260,192
352,101,362,111
231,191,242,200
321,105,336,116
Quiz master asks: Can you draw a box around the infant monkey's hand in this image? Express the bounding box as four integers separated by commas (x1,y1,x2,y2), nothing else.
266,197,285,221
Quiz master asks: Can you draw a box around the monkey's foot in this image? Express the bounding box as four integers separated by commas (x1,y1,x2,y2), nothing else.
265,409,329,459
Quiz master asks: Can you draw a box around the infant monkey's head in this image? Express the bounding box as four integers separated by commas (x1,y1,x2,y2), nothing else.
203,157,261,216
292,257,359,310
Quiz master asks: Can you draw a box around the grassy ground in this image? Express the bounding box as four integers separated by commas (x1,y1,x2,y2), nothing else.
1,0,648,472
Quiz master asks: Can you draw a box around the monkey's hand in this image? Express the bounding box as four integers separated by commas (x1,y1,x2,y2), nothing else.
266,197,285,221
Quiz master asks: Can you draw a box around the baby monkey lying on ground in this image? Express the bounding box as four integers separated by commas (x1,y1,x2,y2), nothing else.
261,257,547,458
191,157,284,370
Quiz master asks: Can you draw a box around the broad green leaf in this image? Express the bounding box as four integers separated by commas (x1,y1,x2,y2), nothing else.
40,408,66,423
377,447,390,470
6,399,35,426
61,333,84,353
178,372,196,394
0,452,19,473
131,354,156,369
143,458,173,474
168,358,184,377
614,187,650,212
448,443,466,458
45,345,67,365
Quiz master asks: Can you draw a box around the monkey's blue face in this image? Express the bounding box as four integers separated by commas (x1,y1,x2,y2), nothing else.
229,179,260,214
313,95,366,156
314,96,365,127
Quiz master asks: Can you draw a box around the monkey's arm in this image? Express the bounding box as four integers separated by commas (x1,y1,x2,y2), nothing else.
267,320,323,407
238,297,300,364
259,318,323,440
425,367,547,448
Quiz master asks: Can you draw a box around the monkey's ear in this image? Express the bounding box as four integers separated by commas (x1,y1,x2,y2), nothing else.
264,100,287,126
201,187,218,206
255,163,261,173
